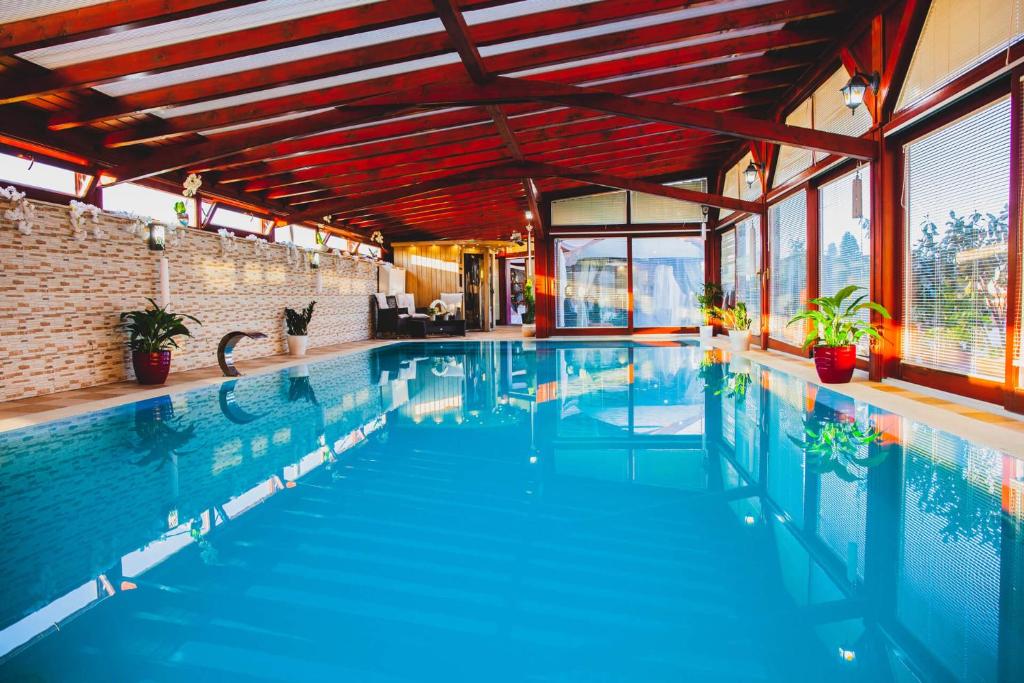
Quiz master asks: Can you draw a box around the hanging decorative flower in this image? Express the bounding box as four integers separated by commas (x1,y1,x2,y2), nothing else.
370,230,384,246
1,185,37,235
69,200,103,240
217,227,236,255
244,233,269,254
182,173,202,198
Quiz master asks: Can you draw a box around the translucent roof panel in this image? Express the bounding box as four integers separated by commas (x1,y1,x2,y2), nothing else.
17,0,381,68
505,23,784,78
0,0,110,23
154,53,462,118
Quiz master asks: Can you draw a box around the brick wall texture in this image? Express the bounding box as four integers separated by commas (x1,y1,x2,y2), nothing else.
0,198,380,401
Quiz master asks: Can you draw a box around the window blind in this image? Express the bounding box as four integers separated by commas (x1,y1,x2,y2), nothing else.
812,67,873,162
551,191,627,225
897,0,1024,111
737,216,762,334
773,101,814,188
722,162,741,200
630,179,707,223
720,229,736,305
769,191,808,345
903,96,1010,380
819,167,872,357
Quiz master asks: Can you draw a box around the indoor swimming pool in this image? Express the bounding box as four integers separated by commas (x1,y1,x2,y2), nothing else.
0,341,1020,682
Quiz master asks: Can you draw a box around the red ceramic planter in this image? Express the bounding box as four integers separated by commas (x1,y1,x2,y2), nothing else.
813,345,856,384
132,350,172,385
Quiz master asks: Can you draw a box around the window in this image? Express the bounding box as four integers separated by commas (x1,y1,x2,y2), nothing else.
769,191,808,345
819,167,872,356
357,243,381,259
736,217,762,334
0,151,89,196
720,230,736,305
203,201,268,234
555,238,628,328
551,191,627,226
632,237,704,327
897,0,1024,111
903,97,1010,380
719,220,762,333
103,182,193,226
630,179,707,223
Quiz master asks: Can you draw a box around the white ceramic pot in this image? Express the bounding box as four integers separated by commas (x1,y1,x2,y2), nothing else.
729,356,751,374
699,324,714,339
287,334,309,357
522,323,536,338
730,329,751,352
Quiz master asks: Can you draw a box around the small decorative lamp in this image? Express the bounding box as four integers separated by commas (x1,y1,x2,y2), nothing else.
308,250,321,269
147,222,166,251
840,71,880,114
700,205,709,241
743,160,760,188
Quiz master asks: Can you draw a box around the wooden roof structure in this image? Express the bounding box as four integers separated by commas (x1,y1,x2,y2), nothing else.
0,0,882,242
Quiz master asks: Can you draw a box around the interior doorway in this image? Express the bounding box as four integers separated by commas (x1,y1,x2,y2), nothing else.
504,258,526,325
463,252,484,330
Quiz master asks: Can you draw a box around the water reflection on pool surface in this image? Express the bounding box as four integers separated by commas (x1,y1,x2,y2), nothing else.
0,341,1021,682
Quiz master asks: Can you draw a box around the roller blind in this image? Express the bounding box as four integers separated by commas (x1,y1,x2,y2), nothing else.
819,167,872,357
720,229,736,304
903,96,1011,380
897,0,1024,111
737,216,762,334
769,191,808,345
551,190,627,225
630,179,707,223
722,162,741,200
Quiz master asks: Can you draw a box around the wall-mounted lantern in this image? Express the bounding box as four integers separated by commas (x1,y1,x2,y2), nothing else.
147,223,166,251
840,71,880,114
743,161,761,188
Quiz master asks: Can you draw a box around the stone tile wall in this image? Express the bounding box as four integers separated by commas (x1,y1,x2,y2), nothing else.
0,198,379,401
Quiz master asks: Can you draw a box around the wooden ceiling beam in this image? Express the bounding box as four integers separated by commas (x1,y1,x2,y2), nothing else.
104,106,409,184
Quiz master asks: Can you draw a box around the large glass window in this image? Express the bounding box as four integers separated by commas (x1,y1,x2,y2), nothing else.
736,217,762,334
769,191,808,345
632,237,704,327
203,201,268,234
103,182,194,226
555,238,628,328
0,151,89,196
903,97,1011,380
820,168,872,356
720,230,736,305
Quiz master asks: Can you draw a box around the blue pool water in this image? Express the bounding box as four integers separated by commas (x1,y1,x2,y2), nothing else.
0,341,1021,682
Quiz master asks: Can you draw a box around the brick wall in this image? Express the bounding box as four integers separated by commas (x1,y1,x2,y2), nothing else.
0,198,380,401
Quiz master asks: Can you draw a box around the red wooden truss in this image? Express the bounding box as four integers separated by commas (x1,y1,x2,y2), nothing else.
0,0,881,241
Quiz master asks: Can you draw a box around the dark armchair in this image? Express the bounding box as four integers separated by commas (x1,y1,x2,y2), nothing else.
371,293,429,338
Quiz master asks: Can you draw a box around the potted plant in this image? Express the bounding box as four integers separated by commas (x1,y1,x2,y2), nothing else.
787,285,890,384
695,282,722,339
285,301,316,357
120,298,202,385
720,302,753,351
522,278,536,337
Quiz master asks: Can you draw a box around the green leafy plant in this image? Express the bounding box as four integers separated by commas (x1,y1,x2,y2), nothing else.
787,285,890,349
695,282,723,324
285,301,316,336
790,418,886,481
717,302,752,331
715,369,751,400
120,298,201,353
522,278,536,324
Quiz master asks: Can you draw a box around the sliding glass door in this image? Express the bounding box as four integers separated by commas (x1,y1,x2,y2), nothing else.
553,235,704,332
